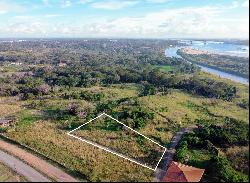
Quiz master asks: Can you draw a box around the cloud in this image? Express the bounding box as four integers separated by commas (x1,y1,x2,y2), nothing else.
146,0,171,4
0,2,248,39
242,0,249,7
61,0,72,8
79,0,95,4
0,0,26,14
91,0,139,10
81,6,248,38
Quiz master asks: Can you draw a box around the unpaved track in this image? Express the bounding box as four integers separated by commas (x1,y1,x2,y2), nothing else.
154,126,197,182
0,139,78,182
0,150,51,182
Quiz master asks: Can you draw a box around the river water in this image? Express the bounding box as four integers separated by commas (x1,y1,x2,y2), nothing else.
165,40,249,85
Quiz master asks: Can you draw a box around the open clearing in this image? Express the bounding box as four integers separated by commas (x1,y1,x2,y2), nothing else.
69,113,166,170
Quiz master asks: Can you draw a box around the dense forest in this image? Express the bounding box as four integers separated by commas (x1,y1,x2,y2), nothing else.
0,39,238,101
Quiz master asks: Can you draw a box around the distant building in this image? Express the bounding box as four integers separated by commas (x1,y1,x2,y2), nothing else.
10,62,22,66
162,161,205,182
58,62,67,67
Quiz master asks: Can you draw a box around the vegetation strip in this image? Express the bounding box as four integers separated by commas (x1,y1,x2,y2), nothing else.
0,136,78,182
0,150,51,182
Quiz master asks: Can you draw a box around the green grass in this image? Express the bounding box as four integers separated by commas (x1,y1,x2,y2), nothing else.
152,65,175,72
71,115,165,168
16,110,43,127
138,88,249,125
185,149,213,169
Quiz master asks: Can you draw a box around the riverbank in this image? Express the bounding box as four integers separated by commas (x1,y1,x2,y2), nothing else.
165,45,249,85
181,47,210,55
178,48,249,79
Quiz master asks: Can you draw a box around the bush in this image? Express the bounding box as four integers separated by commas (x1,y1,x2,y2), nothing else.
176,141,188,163
139,82,156,96
197,118,249,147
211,156,249,182
68,103,79,115
115,107,154,129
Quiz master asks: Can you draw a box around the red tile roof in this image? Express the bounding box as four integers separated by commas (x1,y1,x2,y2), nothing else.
162,161,205,182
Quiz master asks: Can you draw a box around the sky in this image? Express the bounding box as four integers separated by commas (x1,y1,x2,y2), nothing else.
0,0,249,39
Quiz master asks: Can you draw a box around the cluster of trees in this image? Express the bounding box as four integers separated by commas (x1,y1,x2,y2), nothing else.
178,76,237,101
196,117,249,146
139,82,157,96
95,98,154,129
210,156,248,182
176,117,249,182
114,107,154,129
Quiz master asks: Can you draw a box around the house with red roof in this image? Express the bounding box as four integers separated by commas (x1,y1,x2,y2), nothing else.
162,161,205,182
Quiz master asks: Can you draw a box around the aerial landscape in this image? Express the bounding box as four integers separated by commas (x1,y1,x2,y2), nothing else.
0,0,249,182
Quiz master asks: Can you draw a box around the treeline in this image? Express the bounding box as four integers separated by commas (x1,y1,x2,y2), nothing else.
0,63,237,101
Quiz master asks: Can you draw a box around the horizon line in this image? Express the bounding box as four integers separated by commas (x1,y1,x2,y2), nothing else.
0,37,249,41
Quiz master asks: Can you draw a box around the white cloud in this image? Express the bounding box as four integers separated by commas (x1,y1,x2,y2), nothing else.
91,0,139,10
81,6,248,39
242,0,249,7
146,0,171,4
79,0,95,4
0,3,248,39
61,0,72,8
0,0,25,14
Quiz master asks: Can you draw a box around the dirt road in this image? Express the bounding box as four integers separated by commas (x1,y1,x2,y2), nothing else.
0,150,51,182
154,126,197,182
0,139,78,182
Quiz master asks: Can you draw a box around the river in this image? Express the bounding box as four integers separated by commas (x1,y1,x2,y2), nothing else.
165,41,249,85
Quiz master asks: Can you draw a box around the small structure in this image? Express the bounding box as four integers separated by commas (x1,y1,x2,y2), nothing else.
58,62,67,67
0,119,13,127
162,161,205,182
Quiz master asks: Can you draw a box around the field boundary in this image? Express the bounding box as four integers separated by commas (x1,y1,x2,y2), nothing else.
0,134,86,181
67,113,167,171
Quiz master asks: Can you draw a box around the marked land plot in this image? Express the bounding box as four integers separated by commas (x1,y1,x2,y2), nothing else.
67,113,166,171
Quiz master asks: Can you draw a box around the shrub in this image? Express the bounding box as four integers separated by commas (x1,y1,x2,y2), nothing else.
176,141,188,163
211,156,249,182
68,103,79,115
197,118,249,147
139,82,156,96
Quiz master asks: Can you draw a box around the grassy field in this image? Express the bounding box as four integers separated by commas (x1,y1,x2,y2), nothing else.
152,65,175,72
0,162,27,182
6,122,154,182
1,73,249,181
138,89,249,125
71,115,165,169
